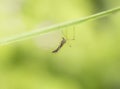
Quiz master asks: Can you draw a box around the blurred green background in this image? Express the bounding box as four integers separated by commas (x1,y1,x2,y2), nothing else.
0,0,120,89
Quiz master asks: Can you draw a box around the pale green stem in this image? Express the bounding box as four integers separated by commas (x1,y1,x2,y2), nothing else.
0,7,120,45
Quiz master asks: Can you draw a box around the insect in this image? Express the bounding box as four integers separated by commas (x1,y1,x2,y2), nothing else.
52,37,66,53
52,26,76,53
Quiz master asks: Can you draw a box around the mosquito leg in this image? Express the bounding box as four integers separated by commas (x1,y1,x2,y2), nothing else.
72,26,76,40
62,27,68,39
67,26,76,47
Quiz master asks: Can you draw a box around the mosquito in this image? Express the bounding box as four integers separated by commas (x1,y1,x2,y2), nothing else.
52,26,76,53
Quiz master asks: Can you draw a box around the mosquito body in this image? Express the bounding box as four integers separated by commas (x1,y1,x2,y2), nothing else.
52,26,76,53
52,37,66,53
